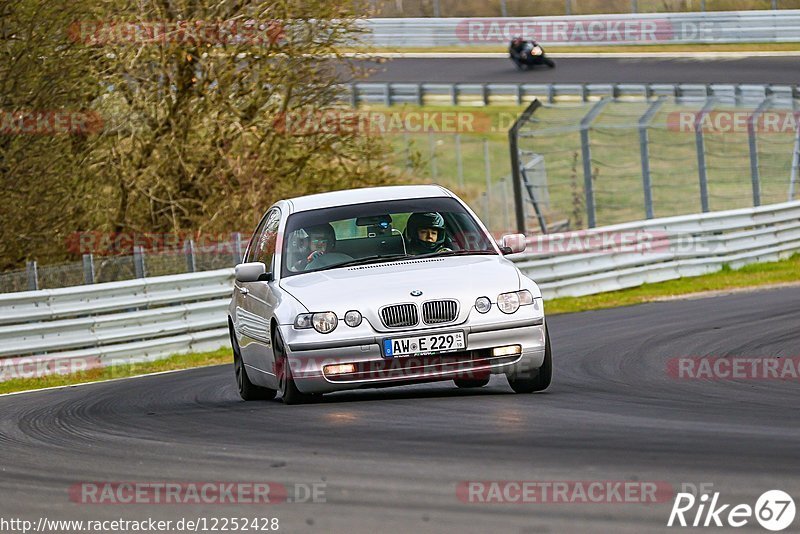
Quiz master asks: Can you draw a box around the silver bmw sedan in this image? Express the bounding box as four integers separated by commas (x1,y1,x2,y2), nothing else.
228,185,551,404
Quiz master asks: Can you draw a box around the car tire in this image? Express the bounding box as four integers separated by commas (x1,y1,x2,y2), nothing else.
231,325,277,401
274,330,314,405
454,376,491,388
507,327,552,394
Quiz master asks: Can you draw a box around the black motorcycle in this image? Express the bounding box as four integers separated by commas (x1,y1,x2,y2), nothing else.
509,40,556,70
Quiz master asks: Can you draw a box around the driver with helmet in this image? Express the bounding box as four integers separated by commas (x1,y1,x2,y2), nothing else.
290,223,337,271
404,212,452,255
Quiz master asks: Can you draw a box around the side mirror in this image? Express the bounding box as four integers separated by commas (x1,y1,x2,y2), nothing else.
500,234,527,255
235,262,267,282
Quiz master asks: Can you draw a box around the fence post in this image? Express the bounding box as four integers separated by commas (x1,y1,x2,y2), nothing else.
26,260,39,291
133,246,146,278
638,97,666,219
82,254,95,285
565,0,571,15
748,97,772,207
428,133,438,179
701,0,706,11
501,178,511,232
695,98,716,213
185,239,197,273
631,0,638,13
349,83,358,107
484,139,492,224
500,0,508,17
232,232,243,265
404,133,412,170
790,123,800,201
509,99,542,234
383,83,391,106
455,134,464,187
433,0,441,17
580,98,611,228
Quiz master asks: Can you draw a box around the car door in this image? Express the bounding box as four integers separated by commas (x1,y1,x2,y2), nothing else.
234,207,281,386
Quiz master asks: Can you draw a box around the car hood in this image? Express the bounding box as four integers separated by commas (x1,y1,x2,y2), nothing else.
280,255,523,323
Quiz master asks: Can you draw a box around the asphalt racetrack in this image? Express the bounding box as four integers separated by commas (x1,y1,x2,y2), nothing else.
358,56,800,85
1,287,798,533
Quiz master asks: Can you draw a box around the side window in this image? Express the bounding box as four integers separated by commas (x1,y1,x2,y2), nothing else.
245,208,281,272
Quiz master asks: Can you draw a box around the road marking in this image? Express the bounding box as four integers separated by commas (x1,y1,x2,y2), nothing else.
0,365,227,398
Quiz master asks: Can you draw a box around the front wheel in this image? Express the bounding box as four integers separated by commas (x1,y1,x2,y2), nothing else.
231,326,277,401
544,57,556,68
507,328,552,393
274,330,315,405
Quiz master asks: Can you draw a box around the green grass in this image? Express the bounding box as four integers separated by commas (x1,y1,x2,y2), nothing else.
0,348,230,396
545,253,800,315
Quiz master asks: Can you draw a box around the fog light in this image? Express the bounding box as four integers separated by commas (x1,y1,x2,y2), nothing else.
475,296,491,314
492,345,522,357
324,363,356,376
344,310,362,327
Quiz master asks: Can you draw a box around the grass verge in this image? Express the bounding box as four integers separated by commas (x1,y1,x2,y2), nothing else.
0,348,230,396
545,253,800,315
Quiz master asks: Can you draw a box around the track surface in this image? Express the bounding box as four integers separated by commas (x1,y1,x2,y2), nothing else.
1,287,799,533
358,57,800,84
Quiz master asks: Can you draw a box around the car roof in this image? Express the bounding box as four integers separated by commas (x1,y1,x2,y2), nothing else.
286,185,454,213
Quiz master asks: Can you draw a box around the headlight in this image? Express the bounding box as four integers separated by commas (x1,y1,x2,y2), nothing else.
294,313,313,329
475,297,491,313
312,311,338,334
294,312,338,333
344,310,362,327
497,290,534,314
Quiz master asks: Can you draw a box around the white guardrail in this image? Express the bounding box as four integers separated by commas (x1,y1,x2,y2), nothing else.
362,11,800,47
1,200,799,379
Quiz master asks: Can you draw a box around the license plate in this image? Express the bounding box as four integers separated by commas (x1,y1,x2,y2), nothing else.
382,332,466,358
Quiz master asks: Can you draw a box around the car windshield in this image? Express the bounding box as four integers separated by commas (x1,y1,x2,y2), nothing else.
281,197,497,278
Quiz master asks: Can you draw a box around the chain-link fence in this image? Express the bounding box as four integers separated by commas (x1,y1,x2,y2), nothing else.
4,236,245,294
368,0,798,17
511,95,800,233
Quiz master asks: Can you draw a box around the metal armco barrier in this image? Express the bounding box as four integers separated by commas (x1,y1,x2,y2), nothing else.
362,11,800,47
1,200,799,380
518,200,800,298
0,269,234,379
348,82,800,107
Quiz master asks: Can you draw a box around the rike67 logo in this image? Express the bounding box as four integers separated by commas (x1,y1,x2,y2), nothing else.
668,490,796,531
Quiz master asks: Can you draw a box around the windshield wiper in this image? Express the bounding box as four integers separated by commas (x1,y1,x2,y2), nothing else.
416,250,498,259
320,254,414,270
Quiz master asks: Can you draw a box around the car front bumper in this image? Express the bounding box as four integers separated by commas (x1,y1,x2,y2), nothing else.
280,318,546,394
